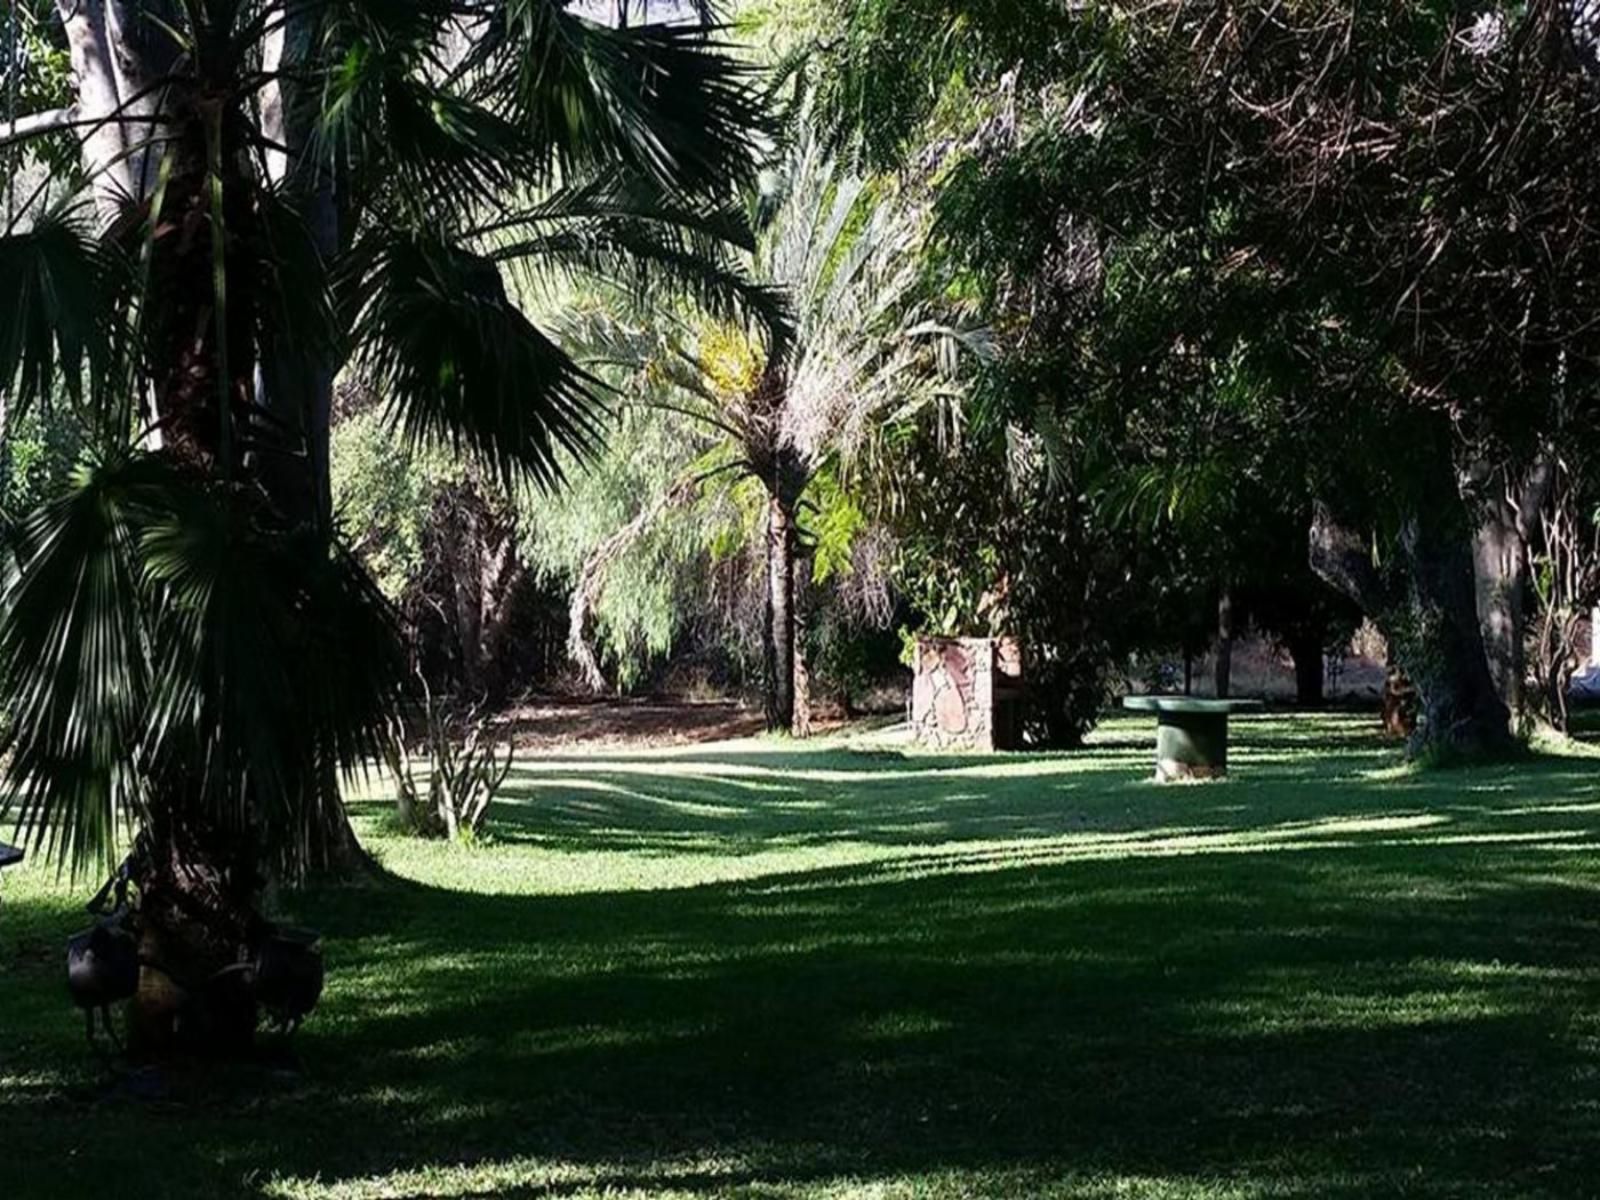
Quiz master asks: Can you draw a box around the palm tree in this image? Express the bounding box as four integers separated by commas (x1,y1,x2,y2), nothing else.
0,0,774,1054
573,132,969,731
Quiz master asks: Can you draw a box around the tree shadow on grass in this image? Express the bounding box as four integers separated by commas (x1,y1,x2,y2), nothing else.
451,722,1590,860
6,712,1599,1198
5,829,1600,1198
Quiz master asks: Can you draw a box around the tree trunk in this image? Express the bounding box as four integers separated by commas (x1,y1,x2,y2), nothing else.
1214,587,1235,699
765,491,796,732
254,4,362,872
54,0,136,221
258,4,338,531
792,552,813,738
1381,660,1419,739
101,0,173,198
1389,517,1510,757
477,510,527,705
1288,630,1325,706
54,1,180,219
452,498,486,697
1465,454,1554,727
1472,518,1528,721
126,820,263,1059
1309,500,1511,757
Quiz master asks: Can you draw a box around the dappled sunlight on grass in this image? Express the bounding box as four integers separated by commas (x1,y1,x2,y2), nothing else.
3,711,1600,1197
351,713,1600,897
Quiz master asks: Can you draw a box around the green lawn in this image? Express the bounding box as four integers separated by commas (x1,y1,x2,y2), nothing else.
3,712,1600,1198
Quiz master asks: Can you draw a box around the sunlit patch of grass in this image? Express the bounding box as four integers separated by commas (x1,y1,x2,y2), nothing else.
3,711,1600,1198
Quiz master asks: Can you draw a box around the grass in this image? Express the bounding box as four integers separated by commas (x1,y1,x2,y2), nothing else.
3,711,1600,1198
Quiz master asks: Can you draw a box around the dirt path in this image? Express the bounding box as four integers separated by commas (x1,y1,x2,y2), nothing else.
497,698,767,750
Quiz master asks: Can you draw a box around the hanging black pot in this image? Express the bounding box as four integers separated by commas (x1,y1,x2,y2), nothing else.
66,917,139,1011
252,925,324,1031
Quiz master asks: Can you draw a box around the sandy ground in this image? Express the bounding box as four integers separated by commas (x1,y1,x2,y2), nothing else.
496,697,769,749
492,694,893,749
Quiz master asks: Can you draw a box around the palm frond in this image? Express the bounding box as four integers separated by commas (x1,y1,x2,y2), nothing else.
492,210,791,361
482,4,766,197
486,171,758,250
317,59,537,209
346,230,605,489
140,495,405,871
316,0,457,51
0,206,121,414
0,453,156,875
0,445,407,878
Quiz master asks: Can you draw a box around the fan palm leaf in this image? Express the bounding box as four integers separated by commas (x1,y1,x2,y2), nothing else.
0,447,406,877
346,230,603,490
0,454,156,873
471,3,767,195
0,205,123,413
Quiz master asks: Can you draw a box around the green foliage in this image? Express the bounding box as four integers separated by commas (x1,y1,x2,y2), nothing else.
807,0,1600,748
0,208,123,415
330,406,461,602
346,232,603,492
544,122,953,704
805,466,866,585
519,403,757,688
1,1,76,178
1,401,83,517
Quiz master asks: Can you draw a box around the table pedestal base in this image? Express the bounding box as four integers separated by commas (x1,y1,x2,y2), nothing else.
1153,712,1230,781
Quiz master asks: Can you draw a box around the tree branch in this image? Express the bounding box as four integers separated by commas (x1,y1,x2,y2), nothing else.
1308,500,1396,615
0,106,80,149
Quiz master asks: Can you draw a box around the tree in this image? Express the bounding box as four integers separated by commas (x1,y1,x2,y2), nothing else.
817,0,1600,756
573,129,951,732
332,398,569,703
0,0,770,1054
1525,447,1600,730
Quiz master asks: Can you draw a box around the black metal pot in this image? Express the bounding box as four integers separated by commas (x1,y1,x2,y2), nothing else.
252,926,324,1029
66,919,139,1010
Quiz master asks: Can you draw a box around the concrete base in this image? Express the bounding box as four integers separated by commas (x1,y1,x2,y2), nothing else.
1155,759,1228,783
1124,695,1260,782
1154,711,1230,780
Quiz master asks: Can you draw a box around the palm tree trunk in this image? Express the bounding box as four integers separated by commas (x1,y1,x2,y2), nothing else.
62,15,281,1046
765,491,796,732
792,557,813,738
126,817,263,1058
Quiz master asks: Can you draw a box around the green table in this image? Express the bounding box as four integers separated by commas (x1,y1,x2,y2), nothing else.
1122,696,1263,781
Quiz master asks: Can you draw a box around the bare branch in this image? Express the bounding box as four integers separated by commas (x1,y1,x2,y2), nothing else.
0,106,80,149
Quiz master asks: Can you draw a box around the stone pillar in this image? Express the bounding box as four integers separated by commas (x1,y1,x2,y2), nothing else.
911,637,1025,751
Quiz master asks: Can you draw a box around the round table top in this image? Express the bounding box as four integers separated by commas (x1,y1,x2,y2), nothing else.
1122,695,1264,715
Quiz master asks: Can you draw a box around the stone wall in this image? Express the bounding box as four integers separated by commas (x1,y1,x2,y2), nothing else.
911,637,1024,751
